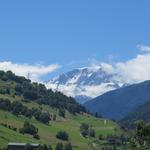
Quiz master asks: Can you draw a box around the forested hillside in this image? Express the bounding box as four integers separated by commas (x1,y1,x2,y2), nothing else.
120,100,150,128
0,71,121,150
0,70,85,114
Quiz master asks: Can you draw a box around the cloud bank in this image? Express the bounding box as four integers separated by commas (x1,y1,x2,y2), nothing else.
137,44,150,52
115,53,150,83
0,61,60,82
47,44,150,99
93,44,150,84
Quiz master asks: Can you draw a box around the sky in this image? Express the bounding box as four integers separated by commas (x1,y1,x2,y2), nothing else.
0,0,150,82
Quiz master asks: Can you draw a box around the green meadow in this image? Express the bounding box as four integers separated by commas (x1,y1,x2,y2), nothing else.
0,107,121,150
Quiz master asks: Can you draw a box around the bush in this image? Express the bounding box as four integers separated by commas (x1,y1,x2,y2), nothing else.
33,134,40,139
19,121,38,135
98,134,103,140
39,112,50,124
56,131,69,141
80,123,89,137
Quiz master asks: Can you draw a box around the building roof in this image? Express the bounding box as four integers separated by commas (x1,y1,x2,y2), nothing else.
8,143,39,146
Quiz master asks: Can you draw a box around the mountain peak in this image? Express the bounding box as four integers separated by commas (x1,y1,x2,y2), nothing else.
45,66,124,103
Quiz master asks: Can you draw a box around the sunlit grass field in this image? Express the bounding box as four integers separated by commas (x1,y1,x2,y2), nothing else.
0,108,121,150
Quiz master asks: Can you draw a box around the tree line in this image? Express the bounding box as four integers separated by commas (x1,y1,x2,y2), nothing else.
0,98,50,124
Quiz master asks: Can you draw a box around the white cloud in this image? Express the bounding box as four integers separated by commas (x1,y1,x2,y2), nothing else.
46,82,116,98
89,53,150,84
88,46,150,84
78,84,116,98
101,63,115,74
0,61,60,82
115,53,150,83
137,44,150,52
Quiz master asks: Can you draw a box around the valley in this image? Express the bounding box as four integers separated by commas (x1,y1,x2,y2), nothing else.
1,1,150,149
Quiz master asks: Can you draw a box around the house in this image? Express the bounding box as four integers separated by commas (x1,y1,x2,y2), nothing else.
8,143,39,150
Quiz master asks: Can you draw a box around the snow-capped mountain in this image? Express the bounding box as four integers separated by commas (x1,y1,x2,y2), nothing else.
45,65,124,103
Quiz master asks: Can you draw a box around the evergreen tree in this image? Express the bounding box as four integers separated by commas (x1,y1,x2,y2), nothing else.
59,109,65,118
48,145,53,150
55,143,63,150
64,143,72,150
24,144,32,150
56,131,69,141
43,144,49,150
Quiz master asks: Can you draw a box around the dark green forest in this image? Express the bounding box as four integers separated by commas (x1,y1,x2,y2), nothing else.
0,70,85,114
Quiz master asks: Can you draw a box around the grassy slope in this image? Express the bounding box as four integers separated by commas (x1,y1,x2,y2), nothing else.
0,105,121,150
0,80,121,150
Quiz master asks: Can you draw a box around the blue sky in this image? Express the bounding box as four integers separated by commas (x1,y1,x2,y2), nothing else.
0,0,150,81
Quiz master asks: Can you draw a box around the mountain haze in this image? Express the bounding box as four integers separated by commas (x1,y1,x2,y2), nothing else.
120,100,150,127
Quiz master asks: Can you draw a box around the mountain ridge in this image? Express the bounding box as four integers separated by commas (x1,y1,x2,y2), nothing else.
84,80,150,120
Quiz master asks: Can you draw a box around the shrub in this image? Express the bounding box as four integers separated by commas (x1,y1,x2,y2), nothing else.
33,134,40,139
56,131,69,141
19,121,38,135
98,134,103,140
80,123,89,137
39,112,50,124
